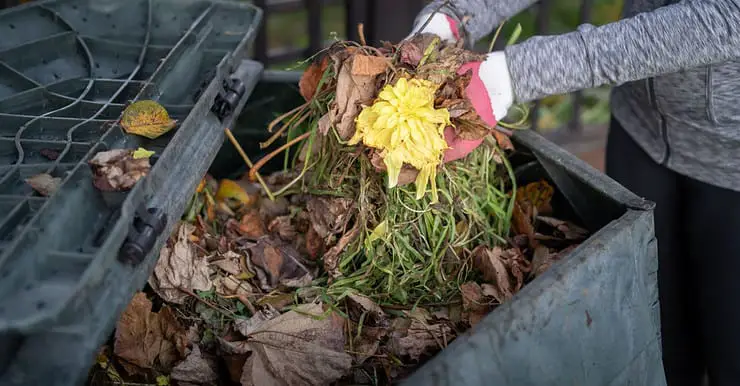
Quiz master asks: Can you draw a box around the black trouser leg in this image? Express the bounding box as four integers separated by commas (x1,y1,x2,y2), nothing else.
605,117,704,386
683,175,740,386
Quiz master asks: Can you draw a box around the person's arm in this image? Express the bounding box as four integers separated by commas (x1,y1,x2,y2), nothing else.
412,0,539,43
507,0,740,102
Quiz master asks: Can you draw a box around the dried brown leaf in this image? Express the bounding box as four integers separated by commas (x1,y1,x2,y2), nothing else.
347,293,386,325
149,222,212,304
114,293,188,375
352,326,387,364
460,282,489,326
299,56,329,101
306,197,354,241
211,251,242,275
351,54,388,76
512,201,537,249
248,237,313,291
328,55,378,140
531,244,578,278
305,224,324,261
323,220,361,278
493,130,514,151
88,149,150,192
171,345,218,384
238,303,352,386
238,210,267,239
472,246,514,304
268,215,297,241
26,173,61,196
537,216,589,241
234,307,280,337
388,312,452,361
316,113,331,136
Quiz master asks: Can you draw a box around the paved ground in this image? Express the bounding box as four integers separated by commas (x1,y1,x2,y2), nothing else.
556,125,608,172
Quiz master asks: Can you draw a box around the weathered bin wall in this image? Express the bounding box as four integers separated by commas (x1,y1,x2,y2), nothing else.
402,130,664,386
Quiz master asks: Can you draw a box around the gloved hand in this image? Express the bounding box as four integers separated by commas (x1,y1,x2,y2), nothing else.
408,14,515,163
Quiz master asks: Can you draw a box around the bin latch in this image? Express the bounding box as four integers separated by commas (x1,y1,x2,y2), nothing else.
212,77,247,121
118,206,168,266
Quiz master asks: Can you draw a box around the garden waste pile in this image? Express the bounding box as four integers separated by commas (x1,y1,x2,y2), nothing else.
90,32,589,386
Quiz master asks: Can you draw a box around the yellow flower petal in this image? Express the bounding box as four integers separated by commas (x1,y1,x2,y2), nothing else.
351,77,450,200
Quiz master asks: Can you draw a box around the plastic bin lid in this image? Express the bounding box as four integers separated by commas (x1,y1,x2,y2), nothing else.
0,0,261,334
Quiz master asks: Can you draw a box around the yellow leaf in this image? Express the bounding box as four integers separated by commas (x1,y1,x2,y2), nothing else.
156,375,170,386
367,220,388,244
132,147,155,159
120,100,178,139
214,179,255,206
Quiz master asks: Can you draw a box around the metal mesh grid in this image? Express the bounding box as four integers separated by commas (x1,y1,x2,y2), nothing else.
0,0,259,333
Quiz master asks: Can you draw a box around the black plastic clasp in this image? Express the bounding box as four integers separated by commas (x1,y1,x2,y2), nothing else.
212,77,246,121
118,206,168,266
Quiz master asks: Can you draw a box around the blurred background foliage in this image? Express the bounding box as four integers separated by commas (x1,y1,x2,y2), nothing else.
262,0,624,131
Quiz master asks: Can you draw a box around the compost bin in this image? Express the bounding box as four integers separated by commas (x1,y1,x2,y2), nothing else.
214,71,667,386
0,0,263,384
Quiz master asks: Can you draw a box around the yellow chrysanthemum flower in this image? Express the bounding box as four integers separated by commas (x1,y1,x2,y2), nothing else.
351,77,451,203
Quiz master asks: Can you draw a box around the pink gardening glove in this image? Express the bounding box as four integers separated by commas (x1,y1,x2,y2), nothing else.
443,53,515,162
409,14,515,163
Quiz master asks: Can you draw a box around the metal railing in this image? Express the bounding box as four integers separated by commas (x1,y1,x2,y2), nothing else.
252,0,602,143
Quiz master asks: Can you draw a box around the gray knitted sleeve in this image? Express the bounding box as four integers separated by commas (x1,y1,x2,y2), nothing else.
415,0,538,42
506,0,740,102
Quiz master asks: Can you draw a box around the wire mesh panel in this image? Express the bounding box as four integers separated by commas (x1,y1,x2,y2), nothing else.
0,0,263,384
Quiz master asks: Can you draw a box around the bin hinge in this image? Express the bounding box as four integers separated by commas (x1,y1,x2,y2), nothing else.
118,206,168,265
212,77,246,121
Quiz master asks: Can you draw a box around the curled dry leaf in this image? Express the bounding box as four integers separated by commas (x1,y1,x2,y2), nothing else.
472,246,531,304
460,282,489,326
211,251,243,276
328,53,379,140
388,311,453,361
113,293,188,375
517,180,554,216
537,216,589,241
347,293,387,326
351,54,388,76
493,130,514,151
512,201,537,249
26,173,61,196
214,275,254,299
268,215,297,241
171,345,218,385
299,55,329,101
236,303,353,386
531,244,578,278
398,34,439,67
149,222,212,304
305,225,324,260
234,306,280,337
352,326,387,364
88,149,151,192
238,210,267,239
248,236,313,291
323,220,361,278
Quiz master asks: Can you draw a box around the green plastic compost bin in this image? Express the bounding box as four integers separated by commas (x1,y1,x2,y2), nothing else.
0,0,264,384
219,71,667,386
